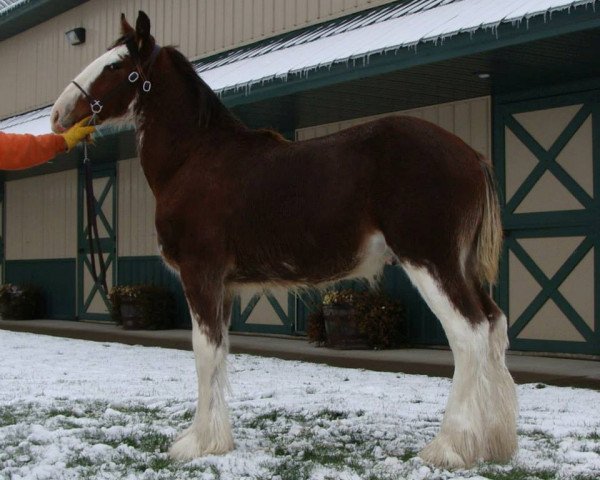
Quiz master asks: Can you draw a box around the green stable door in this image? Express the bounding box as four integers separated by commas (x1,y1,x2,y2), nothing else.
77,164,117,321
495,88,600,355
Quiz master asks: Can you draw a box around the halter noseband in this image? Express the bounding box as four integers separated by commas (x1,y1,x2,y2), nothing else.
71,43,161,118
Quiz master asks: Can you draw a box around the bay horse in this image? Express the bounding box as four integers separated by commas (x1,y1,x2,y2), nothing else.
51,11,517,469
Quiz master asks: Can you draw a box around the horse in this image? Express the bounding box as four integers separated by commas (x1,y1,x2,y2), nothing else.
50,11,518,469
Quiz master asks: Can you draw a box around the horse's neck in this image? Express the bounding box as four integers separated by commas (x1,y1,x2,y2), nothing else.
135,68,240,196
136,112,192,195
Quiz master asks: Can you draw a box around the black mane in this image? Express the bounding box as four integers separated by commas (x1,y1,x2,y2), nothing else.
163,46,241,129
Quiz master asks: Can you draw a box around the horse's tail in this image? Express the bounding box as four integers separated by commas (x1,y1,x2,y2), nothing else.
475,155,503,286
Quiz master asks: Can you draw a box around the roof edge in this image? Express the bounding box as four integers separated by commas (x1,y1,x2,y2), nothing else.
0,0,90,42
218,4,600,107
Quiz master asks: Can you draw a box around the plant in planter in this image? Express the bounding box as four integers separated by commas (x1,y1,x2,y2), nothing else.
321,289,367,349
0,283,45,320
353,288,407,349
109,285,176,330
308,287,407,350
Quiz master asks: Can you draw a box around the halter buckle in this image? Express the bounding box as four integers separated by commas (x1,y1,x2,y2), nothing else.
142,80,152,93
128,71,140,83
90,100,103,114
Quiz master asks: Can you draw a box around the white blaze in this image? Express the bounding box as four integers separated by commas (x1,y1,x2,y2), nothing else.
51,45,129,130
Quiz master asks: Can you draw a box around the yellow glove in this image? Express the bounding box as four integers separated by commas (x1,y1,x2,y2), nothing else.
61,117,96,151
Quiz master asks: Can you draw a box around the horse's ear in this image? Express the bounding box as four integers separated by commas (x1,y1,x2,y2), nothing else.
135,10,151,47
120,13,134,36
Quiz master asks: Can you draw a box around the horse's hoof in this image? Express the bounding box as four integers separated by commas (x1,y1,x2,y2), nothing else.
169,427,234,460
419,434,474,470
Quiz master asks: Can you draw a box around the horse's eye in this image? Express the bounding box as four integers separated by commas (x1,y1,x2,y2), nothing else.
107,62,123,71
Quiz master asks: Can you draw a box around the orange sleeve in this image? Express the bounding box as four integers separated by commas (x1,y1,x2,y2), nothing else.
0,131,67,170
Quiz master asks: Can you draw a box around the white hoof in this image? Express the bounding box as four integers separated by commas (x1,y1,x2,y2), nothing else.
419,433,478,469
169,425,234,460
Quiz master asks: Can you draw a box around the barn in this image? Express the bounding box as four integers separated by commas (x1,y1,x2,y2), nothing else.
0,0,598,356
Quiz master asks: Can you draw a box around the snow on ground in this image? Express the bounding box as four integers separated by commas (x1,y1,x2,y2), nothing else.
0,331,598,480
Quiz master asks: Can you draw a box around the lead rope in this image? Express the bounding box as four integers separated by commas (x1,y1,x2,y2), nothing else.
82,129,109,299
77,45,161,302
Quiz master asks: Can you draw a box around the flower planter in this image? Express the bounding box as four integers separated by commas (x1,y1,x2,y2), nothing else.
323,304,369,350
110,285,176,330
120,298,145,330
0,284,44,320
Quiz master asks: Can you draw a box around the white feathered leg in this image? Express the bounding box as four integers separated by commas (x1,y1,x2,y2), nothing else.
484,313,518,462
169,317,233,459
402,263,516,468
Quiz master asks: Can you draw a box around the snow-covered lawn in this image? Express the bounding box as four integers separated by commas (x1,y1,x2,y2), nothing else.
0,331,598,480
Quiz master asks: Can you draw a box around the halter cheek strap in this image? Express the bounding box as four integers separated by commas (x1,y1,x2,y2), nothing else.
71,44,161,119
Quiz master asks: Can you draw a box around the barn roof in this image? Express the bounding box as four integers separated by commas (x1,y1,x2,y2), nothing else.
195,0,600,95
0,0,28,16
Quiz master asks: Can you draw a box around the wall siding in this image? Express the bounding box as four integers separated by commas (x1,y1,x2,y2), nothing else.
117,157,157,257
5,170,77,260
0,0,393,119
5,259,76,319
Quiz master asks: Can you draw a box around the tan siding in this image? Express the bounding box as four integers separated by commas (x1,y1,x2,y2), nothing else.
117,158,157,257
295,96,492,159
1,0,395,119
5,170,77,260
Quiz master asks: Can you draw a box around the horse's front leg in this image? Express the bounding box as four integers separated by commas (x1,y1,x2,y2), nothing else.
169,266,234,460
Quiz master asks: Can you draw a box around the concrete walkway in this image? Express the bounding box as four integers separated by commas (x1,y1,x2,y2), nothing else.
1,319,598,389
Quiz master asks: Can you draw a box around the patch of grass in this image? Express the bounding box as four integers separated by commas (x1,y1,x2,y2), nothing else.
480,467,557,480
65,453,96,468
400,448,417,461
345,431,369,446
54,418,82,430
245,409,282,429
527,429,554,441
180,409,195,422
535,383,547,389
302,447,348,466
147,455,173,471
267,442,367,480
316,409,348,421
209,464,222,479
114,404,160,417
586,431,600,440
83,429,171,453
0,404,36,427
0,407,20,427
47,407,80,418
273,444,287,456
138,432,172,453
118,432,171,453
270,458,311,480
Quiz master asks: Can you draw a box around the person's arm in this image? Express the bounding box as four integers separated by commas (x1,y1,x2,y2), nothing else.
0,119,95,170
0,132,66,170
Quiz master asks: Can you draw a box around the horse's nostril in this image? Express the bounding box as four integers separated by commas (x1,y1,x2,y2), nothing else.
51,110,59,124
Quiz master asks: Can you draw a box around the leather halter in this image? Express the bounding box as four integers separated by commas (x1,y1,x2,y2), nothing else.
71,43,161,119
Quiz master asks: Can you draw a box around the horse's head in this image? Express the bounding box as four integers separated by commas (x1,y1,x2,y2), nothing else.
51,11,156,133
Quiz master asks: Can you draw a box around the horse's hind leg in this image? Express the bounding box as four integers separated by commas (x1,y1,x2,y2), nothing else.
479,286,518,463
169,266,234,460
401,262,517,468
